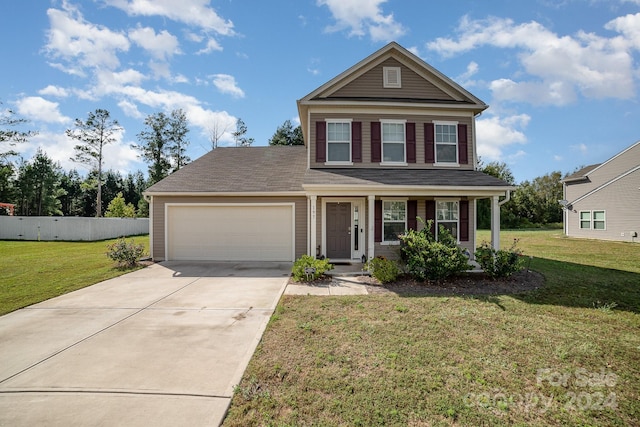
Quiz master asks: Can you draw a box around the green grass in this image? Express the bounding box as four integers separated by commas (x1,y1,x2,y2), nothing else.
0,236,149,316
224,230,640,426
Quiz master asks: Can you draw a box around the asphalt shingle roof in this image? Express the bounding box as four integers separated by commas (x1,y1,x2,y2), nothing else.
563,164,600,182
145,146,511,194
145,146,307,193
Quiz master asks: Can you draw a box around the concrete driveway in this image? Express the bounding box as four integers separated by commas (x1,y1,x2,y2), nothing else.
0,261,290,427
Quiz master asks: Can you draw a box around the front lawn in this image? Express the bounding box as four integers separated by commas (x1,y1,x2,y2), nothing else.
0,236,149,316
224,230,640,426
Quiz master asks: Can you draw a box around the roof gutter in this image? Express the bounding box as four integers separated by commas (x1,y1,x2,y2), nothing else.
499,189,511,206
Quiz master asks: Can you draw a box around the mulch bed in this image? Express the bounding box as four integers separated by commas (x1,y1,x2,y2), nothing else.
363,269,545,296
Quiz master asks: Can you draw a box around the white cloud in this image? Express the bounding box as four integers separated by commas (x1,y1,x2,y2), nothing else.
455,61,479,87
45,4,129,72
117,99,143,119
317,0,405,42
104,0,234,35
605,12,640,50
196,38,223,55
427,15,637,105
128,26,180,60
571,143,589,155
476,114,530,161
211,74,245,98
38,85,69,98
15,96,70,124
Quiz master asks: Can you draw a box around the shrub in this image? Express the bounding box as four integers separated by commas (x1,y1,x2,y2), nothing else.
291,255,333,282
365,256,400,284
106,238,146,268
474,239,525,278
399,220,471,281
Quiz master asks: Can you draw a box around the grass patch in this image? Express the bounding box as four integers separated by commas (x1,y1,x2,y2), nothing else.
224,230,640,426
0,236,149,316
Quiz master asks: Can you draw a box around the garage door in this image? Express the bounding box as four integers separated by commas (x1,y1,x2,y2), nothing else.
166,204,295,261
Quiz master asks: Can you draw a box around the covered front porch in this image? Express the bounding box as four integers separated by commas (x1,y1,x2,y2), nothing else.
306,193,508,263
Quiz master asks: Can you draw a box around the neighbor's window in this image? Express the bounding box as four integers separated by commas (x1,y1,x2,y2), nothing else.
435,122,458,164
382,121,405,163
383,200,406,242
436,200,459,239
326,121,351,162
579,211,591,229
593,210,606,230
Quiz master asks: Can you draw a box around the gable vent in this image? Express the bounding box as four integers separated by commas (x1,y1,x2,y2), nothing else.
383,66,401,88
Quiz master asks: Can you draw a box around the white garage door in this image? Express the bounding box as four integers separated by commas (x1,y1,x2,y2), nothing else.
166,204,295,261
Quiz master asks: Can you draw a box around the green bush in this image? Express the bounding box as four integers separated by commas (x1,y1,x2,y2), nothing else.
365,256,400,284
106,238,146,268
292,255,333,282
399,219,471,281
474,239,525,278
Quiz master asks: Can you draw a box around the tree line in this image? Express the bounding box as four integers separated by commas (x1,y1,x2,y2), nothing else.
1,100,566,226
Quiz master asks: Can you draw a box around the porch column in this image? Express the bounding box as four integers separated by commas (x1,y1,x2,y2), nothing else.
490,195,500,250
367,195,375,260
310,195,317,258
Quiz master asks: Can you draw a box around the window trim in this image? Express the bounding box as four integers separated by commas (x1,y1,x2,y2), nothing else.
381,198,407,245
383,66,401,88
433,120,459,166
380,119,407,166
580,210,606,230
435,199,460,242
324,119,353,165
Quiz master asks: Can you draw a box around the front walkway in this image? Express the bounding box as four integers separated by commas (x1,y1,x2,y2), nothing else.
284,263,371,295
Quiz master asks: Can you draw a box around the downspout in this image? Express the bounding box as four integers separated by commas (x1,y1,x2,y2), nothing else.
498,189,511,206
144,194,153,260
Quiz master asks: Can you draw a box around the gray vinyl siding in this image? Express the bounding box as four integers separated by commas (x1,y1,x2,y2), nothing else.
565,169,640,242
584,143,640,189
309,112,474,169
151,195,307,261
331,58,455,101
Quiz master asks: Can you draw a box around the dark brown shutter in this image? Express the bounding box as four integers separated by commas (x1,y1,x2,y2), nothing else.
352,121,362,163
316,121,326,163
374,200,382,242
425,123,435,163
407,200,417,230
460,200,469,241
458,124,468,164
425,200,436,235
406,122,416,163
371,122,381,163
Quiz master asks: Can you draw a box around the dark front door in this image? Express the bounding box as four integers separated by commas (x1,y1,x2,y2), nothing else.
326,202,351,259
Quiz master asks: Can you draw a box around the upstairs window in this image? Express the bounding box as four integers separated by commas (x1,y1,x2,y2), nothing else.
381,121,406,163
435,122,458,164
383,67,401,88
326,121,351,162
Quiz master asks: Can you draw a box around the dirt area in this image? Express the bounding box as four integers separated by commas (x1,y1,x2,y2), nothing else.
363,269,545,296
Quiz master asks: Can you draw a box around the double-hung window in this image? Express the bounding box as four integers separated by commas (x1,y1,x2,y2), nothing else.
580,210,606,230
382,200,406,243
326,120,351,163
436,200,459,240
434,122,458,164
381,120,405,163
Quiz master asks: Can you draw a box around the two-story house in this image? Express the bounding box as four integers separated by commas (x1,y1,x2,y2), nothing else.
562,141,640,242
144,42,512,262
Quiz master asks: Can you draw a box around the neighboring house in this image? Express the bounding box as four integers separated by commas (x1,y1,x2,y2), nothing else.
562,141,640,243
144,42,512,262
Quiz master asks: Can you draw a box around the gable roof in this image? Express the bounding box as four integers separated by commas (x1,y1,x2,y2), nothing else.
297,42,488,145
563,164,600,183
145,146,307,194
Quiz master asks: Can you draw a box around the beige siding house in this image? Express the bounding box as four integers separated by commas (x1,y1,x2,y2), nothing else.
563,141,640,242
144,42,512,262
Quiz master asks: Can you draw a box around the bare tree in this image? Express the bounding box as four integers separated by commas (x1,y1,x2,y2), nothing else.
66,109,122,217
208,119,232,150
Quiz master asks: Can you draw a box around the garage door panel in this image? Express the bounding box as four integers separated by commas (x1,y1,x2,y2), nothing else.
167,205,294,261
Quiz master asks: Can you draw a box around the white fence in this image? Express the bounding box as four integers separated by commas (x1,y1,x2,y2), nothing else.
0,217,149,241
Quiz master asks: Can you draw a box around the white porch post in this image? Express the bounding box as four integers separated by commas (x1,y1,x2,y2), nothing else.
310,195,317,258
367,195,375,260
490,195,500,250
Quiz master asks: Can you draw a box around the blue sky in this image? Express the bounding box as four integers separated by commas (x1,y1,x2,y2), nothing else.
1,0,639,183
